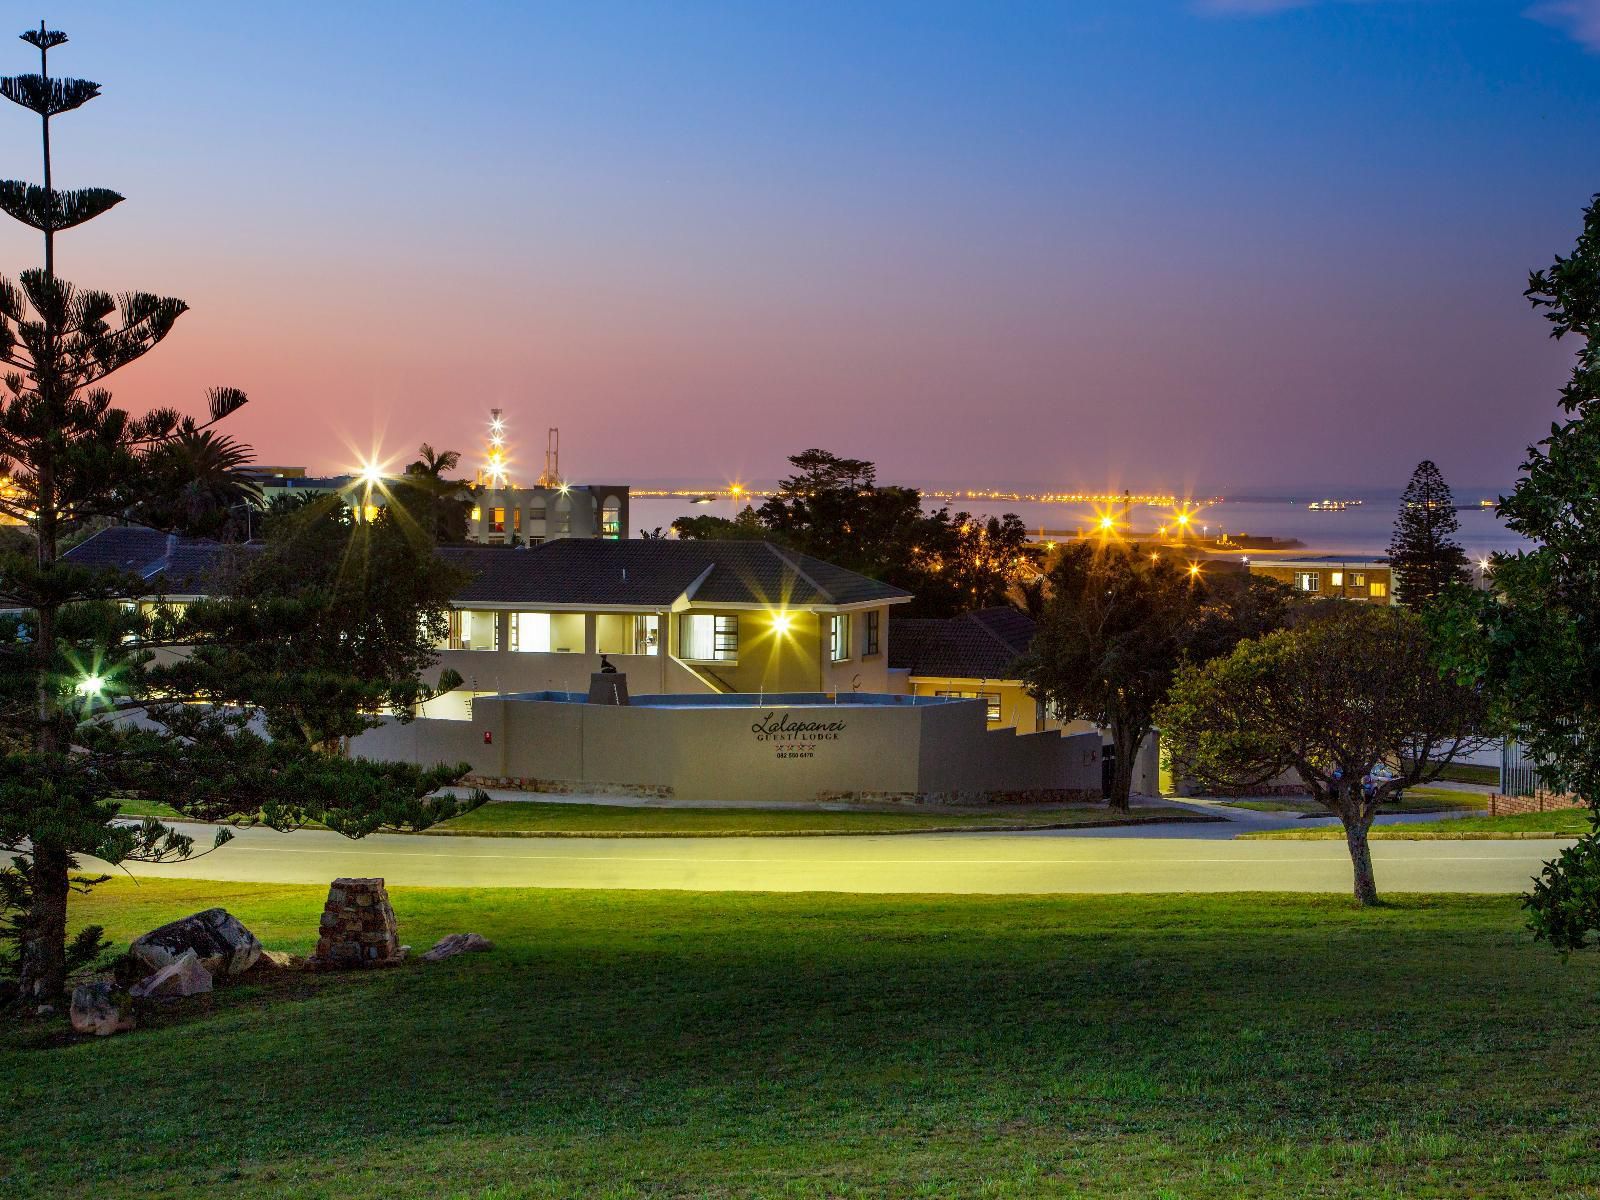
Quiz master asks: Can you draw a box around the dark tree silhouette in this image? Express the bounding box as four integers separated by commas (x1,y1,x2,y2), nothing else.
0,27,480,1006
1388,460,1470,606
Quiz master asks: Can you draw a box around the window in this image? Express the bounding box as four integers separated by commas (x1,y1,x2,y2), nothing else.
509,612,550,653
1295,571,1320,593
830,613,850,662
935,689,1002,723
1349,572,1366,587
633,614,660,655
446,610,499,651
470,505,482,522
1330,571,1343,587
1368,580,1388,599
491,507,506,535
513,507,522,534
602,497,622,539
864,610,880,656
681,614,738,662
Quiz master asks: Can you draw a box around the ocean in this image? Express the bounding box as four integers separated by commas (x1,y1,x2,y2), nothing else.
630,487,1526,559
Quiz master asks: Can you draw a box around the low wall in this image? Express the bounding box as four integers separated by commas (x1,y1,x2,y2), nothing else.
1487,791,1588,817
351,692,1101,805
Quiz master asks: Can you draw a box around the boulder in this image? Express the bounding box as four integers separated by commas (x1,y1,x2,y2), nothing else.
253,949,307,972
71,981,135,1037
131,908,261,977
421,932,494,963
129,949,214,1000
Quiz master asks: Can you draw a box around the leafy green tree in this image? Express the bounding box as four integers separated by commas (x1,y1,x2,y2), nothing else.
674,450,1032,617
0,27,478,1005
1433,194,1600,950
156,497,469,752
671,505,766,541
1388,460,1470,606
1017,545,1286,812
1162,605,1487,904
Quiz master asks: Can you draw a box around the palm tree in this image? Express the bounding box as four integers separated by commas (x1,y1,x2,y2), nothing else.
131,428,261,538
399,442,470,543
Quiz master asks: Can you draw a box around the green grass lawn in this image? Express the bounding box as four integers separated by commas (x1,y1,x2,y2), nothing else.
6,881,1600,1198
1218,787,1486,817
1430,762,1500,787
1246,806,1591,840
426,799,1202,837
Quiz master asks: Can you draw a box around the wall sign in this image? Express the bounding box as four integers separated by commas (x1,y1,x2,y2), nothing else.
751,711,847,760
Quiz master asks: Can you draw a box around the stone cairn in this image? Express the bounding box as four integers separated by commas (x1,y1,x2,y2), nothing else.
309,878,408,969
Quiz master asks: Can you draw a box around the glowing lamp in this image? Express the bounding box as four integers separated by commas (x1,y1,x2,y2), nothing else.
1098,515,1114,531
771,612,794,635
1187,564,1201,578
76,673,105,698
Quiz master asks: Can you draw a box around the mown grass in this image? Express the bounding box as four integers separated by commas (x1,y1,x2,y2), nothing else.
4,881,1600,1197
1247,806,1591,840
1218,787,1486,817
425,799,1202,837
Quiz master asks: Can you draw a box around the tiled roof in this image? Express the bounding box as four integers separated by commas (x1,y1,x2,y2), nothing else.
65,527,911,610
63,527,242,592
888,607,1036,681
444,539,910,608
59,526,174,574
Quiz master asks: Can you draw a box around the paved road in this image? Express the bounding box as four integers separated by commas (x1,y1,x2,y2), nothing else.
98,819,1568,895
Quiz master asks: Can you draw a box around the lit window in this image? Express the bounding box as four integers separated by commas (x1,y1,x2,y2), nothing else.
1330,571,1343,587
470,505,482,522
830,613,851,662
681,614,738,662
491,507,506,534
1369,581,1388,599
935,689,1003,723
445,610,500,651
1295,571,1321,593
864,611,881,657
1349,572,1366,587
509,612,551,653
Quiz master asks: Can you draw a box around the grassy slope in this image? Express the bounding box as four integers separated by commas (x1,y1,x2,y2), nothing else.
1247,807,1591,840
1219,788,1486,816
6,881,1600,1198
427,800,1199,836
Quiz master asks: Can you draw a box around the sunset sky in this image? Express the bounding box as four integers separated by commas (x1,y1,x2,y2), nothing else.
4,2,1599,492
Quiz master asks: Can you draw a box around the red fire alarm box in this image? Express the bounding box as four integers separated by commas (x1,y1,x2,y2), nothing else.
482,730,493,745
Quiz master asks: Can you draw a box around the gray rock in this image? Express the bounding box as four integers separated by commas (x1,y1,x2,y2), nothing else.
131,908,261,977
130,948,213,1000
253,949,307,972
421,932,494,963
71,981,135,1036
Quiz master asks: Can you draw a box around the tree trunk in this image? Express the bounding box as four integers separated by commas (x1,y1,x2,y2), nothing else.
1342,812,1379,906
19,840,70,1004
1108,725,1139,814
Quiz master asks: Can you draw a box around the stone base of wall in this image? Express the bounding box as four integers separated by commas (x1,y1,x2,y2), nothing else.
1195,783,1311,798
1487,791,1588,817
464,775,675,799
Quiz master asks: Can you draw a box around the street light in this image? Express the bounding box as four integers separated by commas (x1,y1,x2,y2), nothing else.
75,673,105,698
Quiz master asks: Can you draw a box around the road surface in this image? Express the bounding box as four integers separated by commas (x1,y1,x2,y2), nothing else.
97,819,1568,895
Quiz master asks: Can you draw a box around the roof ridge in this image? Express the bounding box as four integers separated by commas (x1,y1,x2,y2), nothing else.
966,607,1034,656
763,542,836,605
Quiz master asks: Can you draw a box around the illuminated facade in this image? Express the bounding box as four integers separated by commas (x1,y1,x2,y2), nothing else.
1244,555,1397,604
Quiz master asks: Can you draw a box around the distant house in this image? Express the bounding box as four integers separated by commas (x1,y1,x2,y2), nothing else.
1243,554,1396,603
889,607,1048,731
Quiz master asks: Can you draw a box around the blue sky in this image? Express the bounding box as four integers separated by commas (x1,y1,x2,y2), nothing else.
3,2,1598,491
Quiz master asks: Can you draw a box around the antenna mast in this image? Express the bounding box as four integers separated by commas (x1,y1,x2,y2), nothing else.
539,427,560,488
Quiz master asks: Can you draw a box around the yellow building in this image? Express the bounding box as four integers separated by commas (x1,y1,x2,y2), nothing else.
889,607,1050,731
1244,555,1396,603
